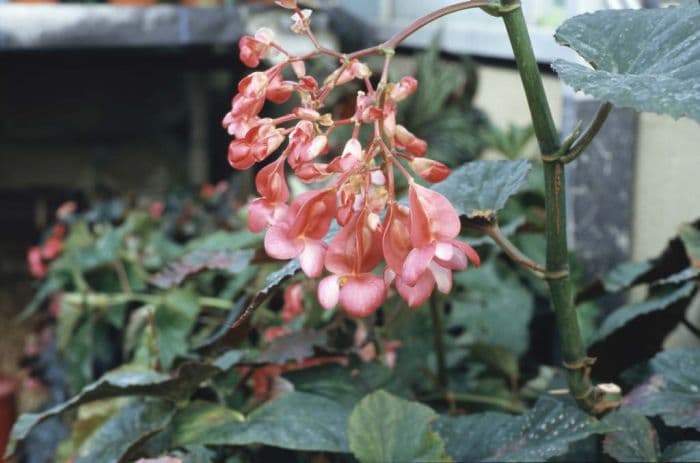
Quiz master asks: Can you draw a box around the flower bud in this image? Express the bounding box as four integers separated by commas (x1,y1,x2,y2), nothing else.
275,0,296,9
370,170,386,185
291,9,312,34
395,125,427,156
294,107,321,121
291,60,306,78
254,27,274,44
409,158,450,183
390,76,418,101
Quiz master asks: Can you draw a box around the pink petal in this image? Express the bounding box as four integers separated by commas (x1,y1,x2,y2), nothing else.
339,274,386,318
248,198,274,233
409,183,461,243
396,272,435,308
429,261,453,294
382,204,412,274
402,244,436,286
435,242,454,261
299,239,326,278
451,239,481,267
435,243,467,271
264,224,303,259
318,275,340,310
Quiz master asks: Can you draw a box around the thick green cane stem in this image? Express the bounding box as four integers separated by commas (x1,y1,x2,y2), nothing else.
500,1,595,412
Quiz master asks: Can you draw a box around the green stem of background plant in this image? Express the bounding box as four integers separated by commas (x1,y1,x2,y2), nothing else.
429,293,448,390
500,1,596,412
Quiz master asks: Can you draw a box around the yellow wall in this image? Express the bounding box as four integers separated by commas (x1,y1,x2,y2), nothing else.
632,114,700,260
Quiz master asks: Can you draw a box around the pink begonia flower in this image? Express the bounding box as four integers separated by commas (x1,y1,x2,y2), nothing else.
27,246,46,279
239,35,271,68
283,121,328,169
265,189,336,278
318,211,386,317
282,283,304,322
222,72,269,138
223,3,483,318
248,156,290,232
228,121,284,170
294,162,330,183
382,203,435,307
266,74,294,104
403,183,479,290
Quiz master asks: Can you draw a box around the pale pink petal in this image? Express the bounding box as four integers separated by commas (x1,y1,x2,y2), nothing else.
338,274,386,318
382,204,412,274
318,275,340,310
324,218,356,275
435,242,454,261
429,261,453,294
248,198,274,233
451,239,481,267
264,224,303,259
402,244,436,285
299,240,326,278
435,244,467,271
396,272,435,308
383,267,396,287
409,183,461,242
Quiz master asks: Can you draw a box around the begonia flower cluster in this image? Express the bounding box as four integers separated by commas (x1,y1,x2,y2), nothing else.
223,1,479,317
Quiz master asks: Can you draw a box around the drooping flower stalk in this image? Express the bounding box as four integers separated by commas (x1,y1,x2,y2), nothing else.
222,1,480,317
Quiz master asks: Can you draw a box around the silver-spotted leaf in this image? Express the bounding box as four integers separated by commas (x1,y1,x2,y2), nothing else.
602,409,660,462
434,397,610,462
623,347,700,431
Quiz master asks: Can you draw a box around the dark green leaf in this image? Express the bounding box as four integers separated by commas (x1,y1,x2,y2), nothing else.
652,267,700,287
434,397,610,462
284,362,410,408
171,392,351,453
168,401,244,448
553,5,700,121
679,222,700,267
662,441,700,462
601,261,654,292
149,249,254,289
155,290,200,369
590,282,695,346
76,400,175,463
348,390,446,463
7,361,222,456
623,347,700,431
602,409,660,462
450,261,534,356
19,275,67,319
433,160,531,221
230,259,301,330
184,230,261,252
52,226,123,272
256,330,328,364
466,342,519,380
589,283,696,378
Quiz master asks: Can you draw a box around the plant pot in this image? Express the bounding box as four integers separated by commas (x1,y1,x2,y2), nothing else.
0,374,18,463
